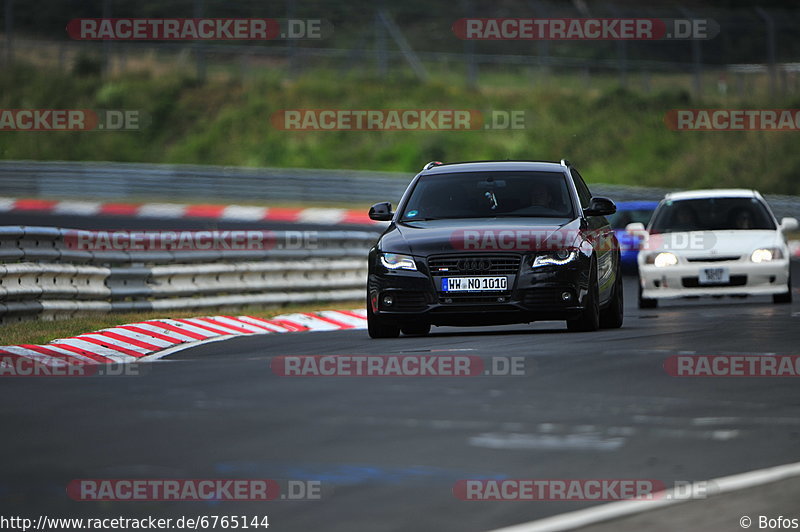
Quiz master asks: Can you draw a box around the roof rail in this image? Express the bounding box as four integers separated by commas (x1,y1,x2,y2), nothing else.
423,161,443,171
560,159,571,167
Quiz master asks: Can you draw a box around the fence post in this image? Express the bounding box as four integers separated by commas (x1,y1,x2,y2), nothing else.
755,7,776,97
679,7,703,100
194,0,206,82
3,0,12,65
374,5,387,77
286,0,297,79
462,0,477,89
102,0,112,77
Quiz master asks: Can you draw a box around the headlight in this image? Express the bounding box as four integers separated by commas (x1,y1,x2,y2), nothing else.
650,252,678,267
532,249,578,268
751,248,782,263
379,253,417,271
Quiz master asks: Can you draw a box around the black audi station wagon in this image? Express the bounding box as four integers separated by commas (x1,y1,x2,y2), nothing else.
366,160,623,338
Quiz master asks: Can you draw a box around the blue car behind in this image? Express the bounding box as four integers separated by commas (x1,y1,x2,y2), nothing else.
607,201,658,272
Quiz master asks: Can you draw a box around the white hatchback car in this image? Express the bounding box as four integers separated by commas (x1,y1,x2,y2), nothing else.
630,189,798,308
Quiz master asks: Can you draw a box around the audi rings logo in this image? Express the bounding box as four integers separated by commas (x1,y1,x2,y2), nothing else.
458,258,492,272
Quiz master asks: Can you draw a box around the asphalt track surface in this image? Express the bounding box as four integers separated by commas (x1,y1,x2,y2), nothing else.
1,264,799,531
1,213,799,531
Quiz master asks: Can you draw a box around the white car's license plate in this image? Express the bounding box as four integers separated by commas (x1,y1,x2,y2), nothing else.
440,276,507,292
699,267,730,285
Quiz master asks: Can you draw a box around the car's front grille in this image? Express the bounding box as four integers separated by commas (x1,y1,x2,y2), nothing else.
686,256,741,263
682,275,747,288
428,254,521,275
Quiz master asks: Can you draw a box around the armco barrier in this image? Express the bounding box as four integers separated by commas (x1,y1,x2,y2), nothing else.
1,161,799,218
0,227,374,323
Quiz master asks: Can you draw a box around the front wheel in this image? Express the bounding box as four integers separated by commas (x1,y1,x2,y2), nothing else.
773,274,792,304
567,262,600,332
367,304,400,339
638,281,658,309
600,265,624,329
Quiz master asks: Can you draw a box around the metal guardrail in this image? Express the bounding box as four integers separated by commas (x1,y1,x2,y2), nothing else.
0,227,374,323
0,161,410,204
2,161,800,218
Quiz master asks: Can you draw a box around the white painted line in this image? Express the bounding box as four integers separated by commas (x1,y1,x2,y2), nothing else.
485,460,800,532
77,333,153,354
318,310,368,328
139,336,236,361
297,208,347,224
137,203,187,218
129,322,198,342
181,318,248,336
237,316,289,333
0,346,68,365
212,316,271,334
99,328,175,349
0,198,17,212
221,205,268,221
159,319,220,338
53,201,102,216
28,343,104,364
50,339,137,363
278,313,342,331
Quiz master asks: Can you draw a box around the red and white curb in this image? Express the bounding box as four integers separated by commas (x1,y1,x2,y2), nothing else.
0,197,383,226
0,309,367,366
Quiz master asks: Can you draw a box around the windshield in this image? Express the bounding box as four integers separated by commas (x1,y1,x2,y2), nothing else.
608,208,656,229
399,171,575,221
649,197,776,234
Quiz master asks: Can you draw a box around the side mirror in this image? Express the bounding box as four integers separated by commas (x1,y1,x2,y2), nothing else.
583,197,616,217
625,222,646,235
369,202,393,221
780,217,799,232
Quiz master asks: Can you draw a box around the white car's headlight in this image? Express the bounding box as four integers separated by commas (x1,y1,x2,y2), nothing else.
379,253,417,270
532,250,578,268
647,252,678,267
751,247,783,263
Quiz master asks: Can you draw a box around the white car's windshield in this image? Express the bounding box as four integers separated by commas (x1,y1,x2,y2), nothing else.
649,197,776,234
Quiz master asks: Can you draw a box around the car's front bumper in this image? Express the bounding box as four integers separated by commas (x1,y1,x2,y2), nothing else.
639,259,790,299
368,259,590,326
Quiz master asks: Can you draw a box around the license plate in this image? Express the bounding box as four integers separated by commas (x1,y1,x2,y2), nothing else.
440,276,507,292
699,267,729,285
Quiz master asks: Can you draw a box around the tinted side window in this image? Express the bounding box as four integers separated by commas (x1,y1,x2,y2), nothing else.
570,168,592,209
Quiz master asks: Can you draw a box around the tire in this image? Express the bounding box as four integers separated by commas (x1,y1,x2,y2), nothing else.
567,261,600,332
600,265,624,329
367,304,400,339
638,280,657,309
774,274,792,304
401,323,431,336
